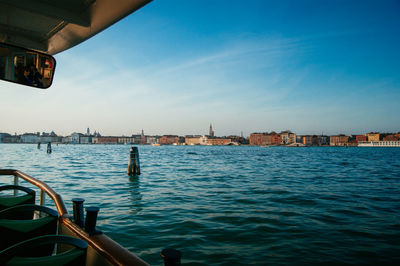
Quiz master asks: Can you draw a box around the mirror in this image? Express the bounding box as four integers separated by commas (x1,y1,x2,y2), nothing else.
0,42,56,89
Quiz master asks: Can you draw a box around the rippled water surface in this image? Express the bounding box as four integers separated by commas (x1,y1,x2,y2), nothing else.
1,144,400,265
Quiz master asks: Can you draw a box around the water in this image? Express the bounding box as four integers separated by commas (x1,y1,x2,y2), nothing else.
1,144,400,265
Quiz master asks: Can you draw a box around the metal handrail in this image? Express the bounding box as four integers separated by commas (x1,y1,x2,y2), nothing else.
0,169,68,216
0,168,149,266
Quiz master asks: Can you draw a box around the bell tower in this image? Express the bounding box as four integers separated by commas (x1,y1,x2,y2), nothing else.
209,123,214,137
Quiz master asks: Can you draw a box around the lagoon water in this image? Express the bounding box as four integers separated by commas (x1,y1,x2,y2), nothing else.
1,144,400,265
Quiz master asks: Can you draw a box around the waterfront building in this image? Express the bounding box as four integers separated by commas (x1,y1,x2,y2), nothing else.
320,135,330,145
2,135,21,143
197,135,232,145
93,136,118,144
347,137,358,147
312,135,329,146
249,133,264,146
80,135,93,144
270,133,281,145
159,135,180,145
366,132,380,142
41,135,62,143
280,131,296,145
199,135,209,145
227,135,248,145
300,135,329,146
382,134,399,141
146,136,160,145
118,137,132,144
62,135,72,144
302,135,313,146
207,137,231,145
330,135,349,146
20,133,40,143
18,132,61,144
311,135,320,146
70,133,83,144
0,133,11,143
130,134,142,144
355,135,367,143
185,135,201,145
249,132,280,146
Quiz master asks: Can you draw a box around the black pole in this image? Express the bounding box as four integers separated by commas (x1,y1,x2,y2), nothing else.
72,198,85,228
161,248,181,266
47,142,52,154
128,146,141,176
85,207,100,235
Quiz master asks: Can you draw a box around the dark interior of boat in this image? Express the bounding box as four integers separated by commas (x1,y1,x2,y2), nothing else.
0,184,88,265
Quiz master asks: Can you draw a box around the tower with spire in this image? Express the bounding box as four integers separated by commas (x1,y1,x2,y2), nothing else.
141,129,146,144
209,123,214,137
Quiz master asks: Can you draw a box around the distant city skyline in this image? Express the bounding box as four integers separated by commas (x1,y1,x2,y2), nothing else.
2,127,399,147
1,1,399,136
1,125,399,138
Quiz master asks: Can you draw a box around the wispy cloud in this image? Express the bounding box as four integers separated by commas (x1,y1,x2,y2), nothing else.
36,36,314,135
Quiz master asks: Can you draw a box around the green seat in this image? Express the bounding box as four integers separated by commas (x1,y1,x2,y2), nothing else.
0,204,58,254
0,185,36,212
0,235,88,266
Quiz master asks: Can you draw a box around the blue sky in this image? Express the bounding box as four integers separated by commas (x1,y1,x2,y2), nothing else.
1,0,400,136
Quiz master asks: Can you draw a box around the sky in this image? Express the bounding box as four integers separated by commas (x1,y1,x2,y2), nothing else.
1,0,400,137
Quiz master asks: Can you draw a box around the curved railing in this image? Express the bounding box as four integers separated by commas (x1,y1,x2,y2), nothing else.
0,169,149,266
0,169,68,215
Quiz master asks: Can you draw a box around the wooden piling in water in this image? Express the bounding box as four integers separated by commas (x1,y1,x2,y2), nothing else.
127,146,140,176
47,142,52,154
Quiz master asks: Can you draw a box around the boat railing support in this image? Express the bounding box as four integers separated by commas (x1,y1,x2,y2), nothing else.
13,174,19,196
40,189,46,206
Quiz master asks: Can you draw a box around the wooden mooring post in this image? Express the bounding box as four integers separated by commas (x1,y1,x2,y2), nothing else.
47,142,52,154
127,146,140,176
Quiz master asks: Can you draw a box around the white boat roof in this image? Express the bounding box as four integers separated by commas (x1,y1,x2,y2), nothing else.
0,0,151,55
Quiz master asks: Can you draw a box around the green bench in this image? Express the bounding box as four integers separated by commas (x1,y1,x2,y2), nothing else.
0,185,35,212
0,184,88,265
0,235,88,266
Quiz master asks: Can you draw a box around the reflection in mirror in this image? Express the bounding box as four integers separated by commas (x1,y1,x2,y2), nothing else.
0,42,56,89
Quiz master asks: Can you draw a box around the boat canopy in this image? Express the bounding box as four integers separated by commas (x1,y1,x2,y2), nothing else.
0,0,151,55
